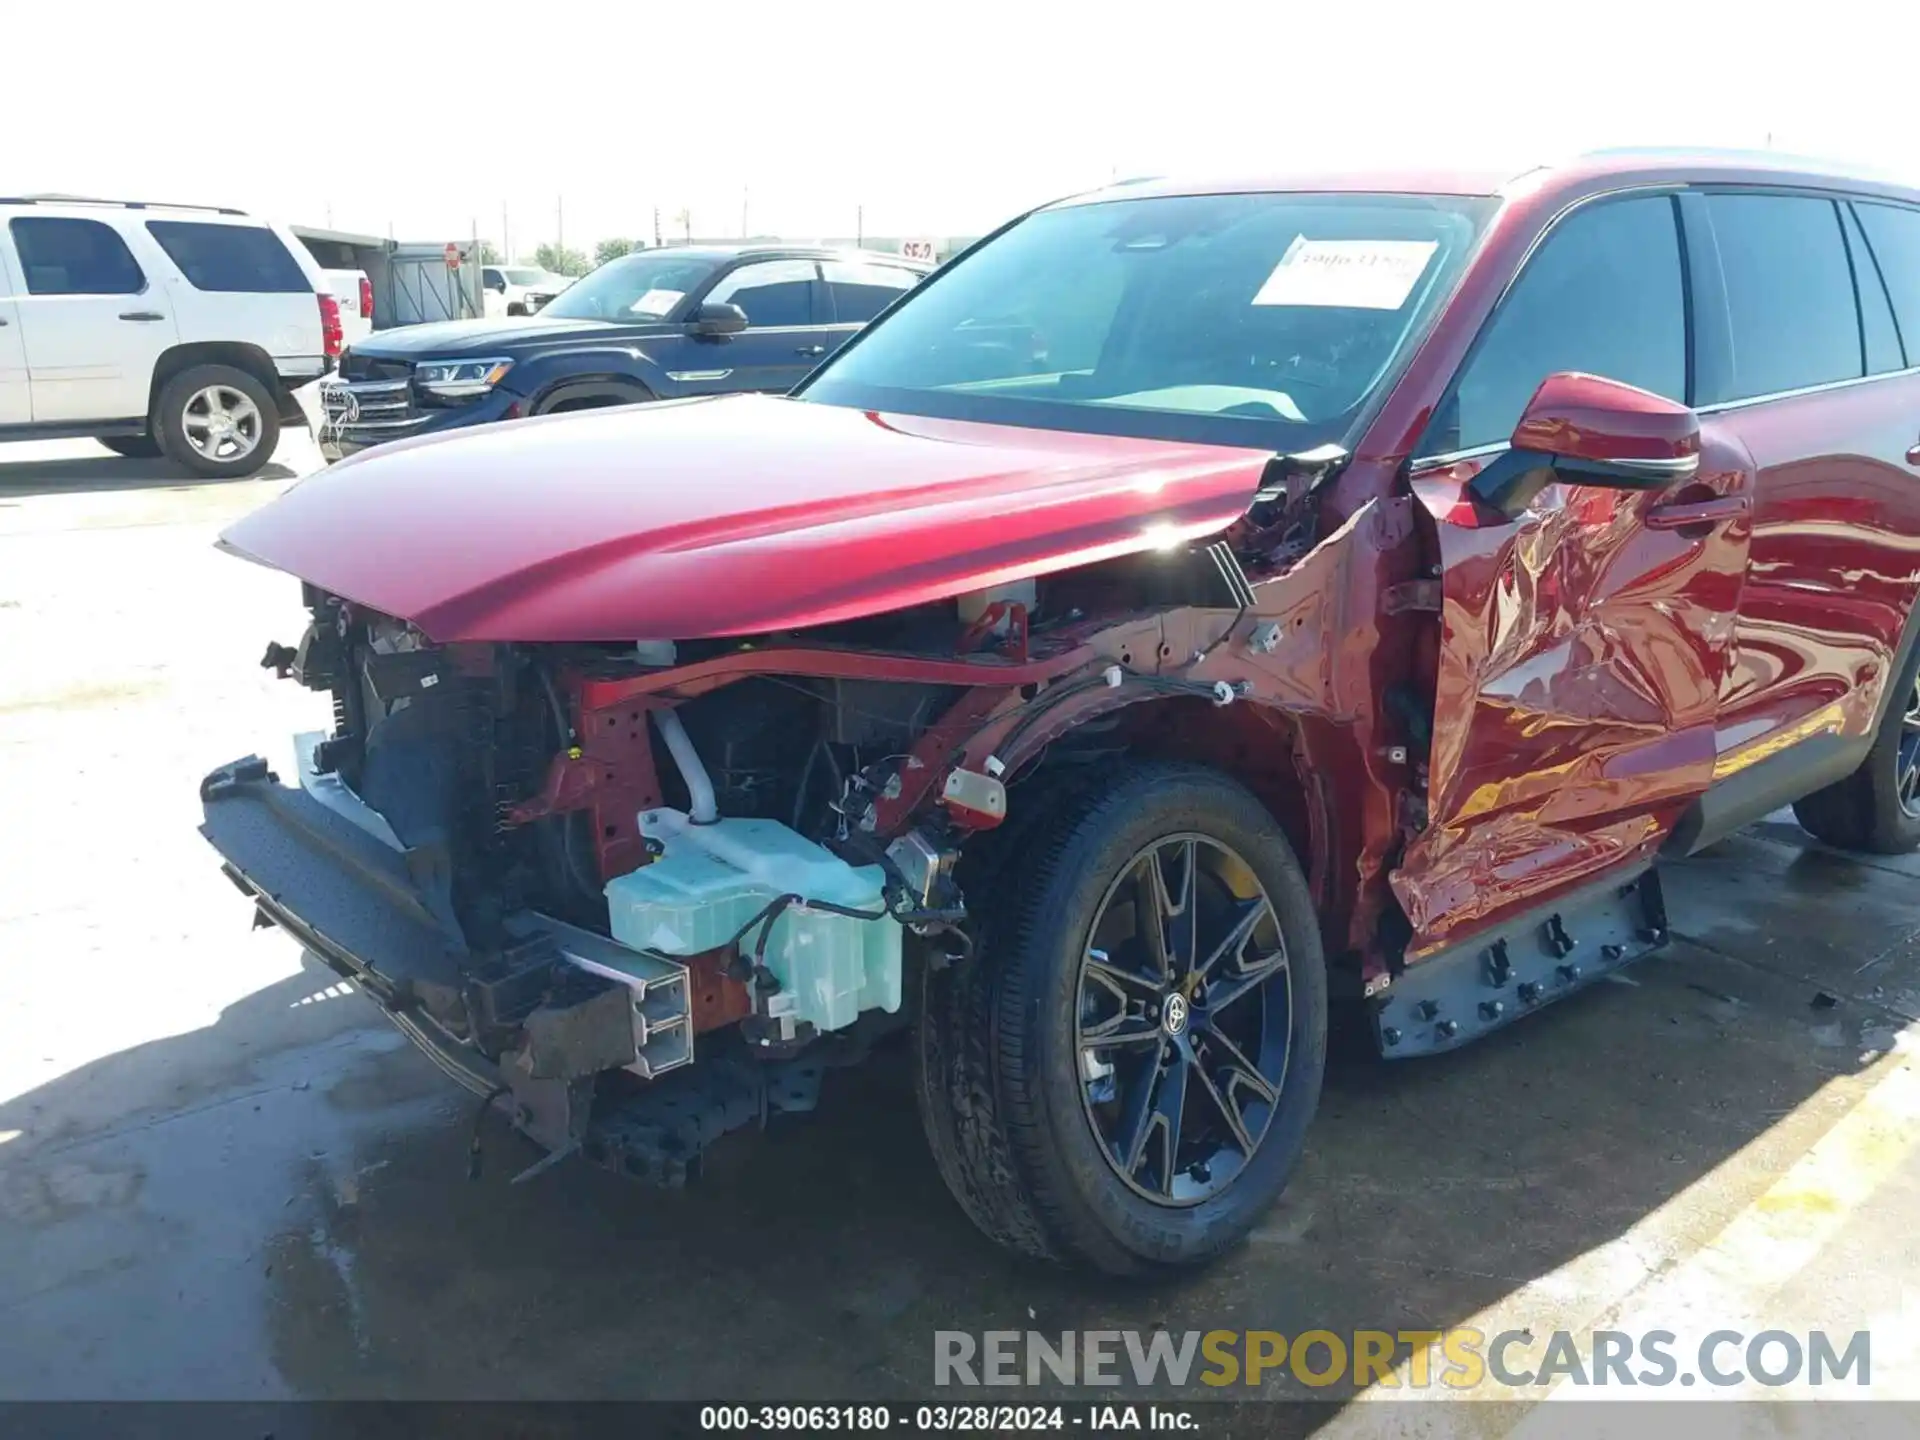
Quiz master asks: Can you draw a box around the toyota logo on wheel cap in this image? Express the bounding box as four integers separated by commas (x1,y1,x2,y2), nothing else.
1162,992,1190,1036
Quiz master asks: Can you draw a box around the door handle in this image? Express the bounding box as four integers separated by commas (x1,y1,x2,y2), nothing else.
118,310,166,322
795,345,827,357
1646,494,1750,530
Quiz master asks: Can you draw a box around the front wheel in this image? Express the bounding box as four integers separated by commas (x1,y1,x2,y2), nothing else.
1793,640,1920,854
153,364,281,479
915,762,1327,1276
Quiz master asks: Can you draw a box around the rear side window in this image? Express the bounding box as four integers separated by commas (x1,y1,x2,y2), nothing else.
9,216,146,295
1432,195,1686,454
146,221,310,293
1854,202,1920,368
1842,205,1906,373
1702,194,1860,401
822,261,919,323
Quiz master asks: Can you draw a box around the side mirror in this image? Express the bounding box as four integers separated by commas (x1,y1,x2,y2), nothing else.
1470,372,1701,518
691,301,749,337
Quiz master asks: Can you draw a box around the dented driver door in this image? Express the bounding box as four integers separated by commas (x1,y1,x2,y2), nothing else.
1388,192,1756,958
1395,442,1755,956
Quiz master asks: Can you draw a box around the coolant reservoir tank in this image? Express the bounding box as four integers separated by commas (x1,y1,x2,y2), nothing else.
956,578,1036,624
605,809,902,1036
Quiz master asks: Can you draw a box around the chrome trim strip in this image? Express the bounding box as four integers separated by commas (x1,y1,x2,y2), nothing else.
666,369,732,382
337,416,426,432
1692,363,1920,416
1411,440,1507,468
1606,454,1700,478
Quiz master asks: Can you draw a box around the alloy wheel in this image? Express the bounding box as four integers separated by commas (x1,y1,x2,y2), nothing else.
1074,834,1292,1206
1898,675,1920,819
182,384,263,463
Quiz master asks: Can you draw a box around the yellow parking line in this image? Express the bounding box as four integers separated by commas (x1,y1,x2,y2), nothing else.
1509,1045,1920,1416
1314,1033,1920,1432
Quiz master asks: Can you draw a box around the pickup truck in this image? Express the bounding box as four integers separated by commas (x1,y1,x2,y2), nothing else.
483,265,572,317
318,267,372,344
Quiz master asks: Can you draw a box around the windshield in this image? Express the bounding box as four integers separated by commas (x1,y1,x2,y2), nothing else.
800,191,1493,448
539,253,718,321
503,267,548,286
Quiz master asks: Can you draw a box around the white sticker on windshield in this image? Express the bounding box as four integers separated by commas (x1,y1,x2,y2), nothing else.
631,288,685,316
1251,236,1439,310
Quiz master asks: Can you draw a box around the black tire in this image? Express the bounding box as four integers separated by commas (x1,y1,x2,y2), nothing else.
539,396,629,416
153,364,281,479
915,761,1327,1277
97,435,161,459
535,385,652,417
1793,639,1920,854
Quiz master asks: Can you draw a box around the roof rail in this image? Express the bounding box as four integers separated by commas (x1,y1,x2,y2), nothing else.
1572,144,1894,178
0,193,248,216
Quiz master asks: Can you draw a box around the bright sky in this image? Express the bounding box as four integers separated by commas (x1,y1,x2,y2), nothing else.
14,1,1918,256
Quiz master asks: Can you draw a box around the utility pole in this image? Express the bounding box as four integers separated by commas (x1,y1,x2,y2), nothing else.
557,195,564,252
856,204,863,246
741,187,749,239
502,203,510,262
653,206,662,248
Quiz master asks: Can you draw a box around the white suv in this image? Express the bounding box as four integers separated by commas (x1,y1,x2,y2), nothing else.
0,196,340,477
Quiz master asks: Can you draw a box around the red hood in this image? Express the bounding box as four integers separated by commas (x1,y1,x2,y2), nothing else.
220,395,1273,642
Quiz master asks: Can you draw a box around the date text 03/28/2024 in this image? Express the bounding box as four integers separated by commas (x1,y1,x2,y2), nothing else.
698,1404,1193,1431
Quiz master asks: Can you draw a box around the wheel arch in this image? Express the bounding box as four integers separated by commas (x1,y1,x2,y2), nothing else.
149,343,286,423
529,375,654,415
1005,693,1338,939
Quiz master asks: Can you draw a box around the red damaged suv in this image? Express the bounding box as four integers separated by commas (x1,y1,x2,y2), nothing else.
201,150,1920,1275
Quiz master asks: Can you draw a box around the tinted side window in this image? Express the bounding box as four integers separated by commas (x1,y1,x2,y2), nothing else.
299,237,356,269
146,221,309,293
1434,195,1685,453
1842,205,1905,373
822,261,919,323
9,217,146,295
1855,202,1920,367
1703,194,1860,401
707,260,817,327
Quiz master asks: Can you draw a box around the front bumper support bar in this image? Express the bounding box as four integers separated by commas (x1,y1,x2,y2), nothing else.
198,753,820,1184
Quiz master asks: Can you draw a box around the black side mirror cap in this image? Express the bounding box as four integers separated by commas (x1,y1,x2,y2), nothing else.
691,301,749,336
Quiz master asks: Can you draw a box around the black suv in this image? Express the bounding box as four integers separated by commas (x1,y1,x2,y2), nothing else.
317,245,929,459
